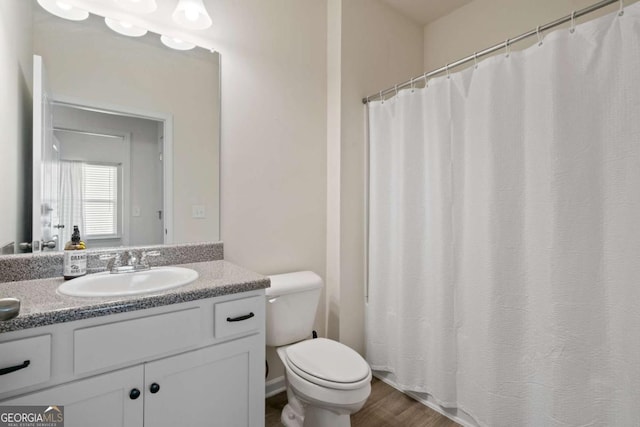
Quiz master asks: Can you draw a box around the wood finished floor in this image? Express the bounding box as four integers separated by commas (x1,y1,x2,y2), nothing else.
265,377,460,427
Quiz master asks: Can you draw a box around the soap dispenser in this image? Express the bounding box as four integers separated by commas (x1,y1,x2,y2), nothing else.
63,226,87,280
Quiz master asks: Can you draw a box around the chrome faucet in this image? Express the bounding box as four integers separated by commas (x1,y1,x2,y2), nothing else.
99,252,123,272
100,250,161,274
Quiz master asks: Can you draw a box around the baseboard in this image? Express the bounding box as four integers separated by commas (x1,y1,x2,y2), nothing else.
265,376,286,398
373,372,478,427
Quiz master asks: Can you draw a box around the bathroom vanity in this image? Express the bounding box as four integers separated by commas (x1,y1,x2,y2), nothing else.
0,245,268,427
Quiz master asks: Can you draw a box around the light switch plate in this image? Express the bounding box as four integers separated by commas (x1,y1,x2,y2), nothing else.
192,205,206,218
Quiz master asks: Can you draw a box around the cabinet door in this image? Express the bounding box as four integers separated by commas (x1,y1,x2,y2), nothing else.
144,335,264,427
3,366,144,427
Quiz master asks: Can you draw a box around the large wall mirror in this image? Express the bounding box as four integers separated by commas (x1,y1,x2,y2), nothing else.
0,0,220,255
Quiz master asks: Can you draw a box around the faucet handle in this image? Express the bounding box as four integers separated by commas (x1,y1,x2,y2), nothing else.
140,250,161,266
99,253,122,270
126,250,139,266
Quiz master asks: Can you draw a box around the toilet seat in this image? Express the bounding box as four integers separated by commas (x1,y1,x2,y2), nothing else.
285,338,371,390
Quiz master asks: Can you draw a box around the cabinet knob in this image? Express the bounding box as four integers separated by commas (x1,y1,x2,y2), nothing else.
129,388,141,400
149,383,160,394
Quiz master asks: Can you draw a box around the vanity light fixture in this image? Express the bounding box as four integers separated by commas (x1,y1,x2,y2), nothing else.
105,17,148,37
172,0,212,30
37,0,89,21
160,35,196,51
38,0,210,51
114,0,157,15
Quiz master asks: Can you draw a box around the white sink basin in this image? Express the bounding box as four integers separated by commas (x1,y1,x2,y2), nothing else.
57,266,199,298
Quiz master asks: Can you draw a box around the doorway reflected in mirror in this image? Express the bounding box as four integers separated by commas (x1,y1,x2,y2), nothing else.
50,103,166,250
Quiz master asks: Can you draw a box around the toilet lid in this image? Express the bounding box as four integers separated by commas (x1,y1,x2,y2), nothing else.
285,338,370,385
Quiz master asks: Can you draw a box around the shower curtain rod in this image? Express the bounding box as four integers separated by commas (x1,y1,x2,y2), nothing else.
362,0,622,104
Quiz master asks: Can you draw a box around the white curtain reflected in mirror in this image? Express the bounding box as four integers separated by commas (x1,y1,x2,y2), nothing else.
58,161,85,245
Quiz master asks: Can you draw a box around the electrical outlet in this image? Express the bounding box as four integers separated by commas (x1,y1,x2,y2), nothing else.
192,205,206,219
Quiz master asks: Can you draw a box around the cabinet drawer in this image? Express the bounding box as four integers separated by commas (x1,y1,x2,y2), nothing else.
0,335,51,394
74,308,201,374
214,296,261,339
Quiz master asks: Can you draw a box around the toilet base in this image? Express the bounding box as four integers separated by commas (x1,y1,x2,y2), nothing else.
302,405,352,427
279,378,362,427
280,402,352,427
279,382,356,427
281,403,303,427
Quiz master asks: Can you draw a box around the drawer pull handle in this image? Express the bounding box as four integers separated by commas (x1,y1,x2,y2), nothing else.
0,360,30,376
227,312,255,322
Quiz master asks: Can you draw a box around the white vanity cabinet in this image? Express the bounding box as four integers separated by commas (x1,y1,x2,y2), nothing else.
144,335,260,427
4,365,144,427
0,290,265,427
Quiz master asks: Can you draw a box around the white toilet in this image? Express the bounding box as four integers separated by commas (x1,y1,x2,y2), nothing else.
266,271,372,427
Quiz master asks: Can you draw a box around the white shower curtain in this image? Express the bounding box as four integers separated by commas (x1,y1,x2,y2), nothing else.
367,5,640,427
58,161,85,244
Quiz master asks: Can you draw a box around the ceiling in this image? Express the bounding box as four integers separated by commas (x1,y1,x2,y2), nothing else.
380,0,473,25
62,0,473,50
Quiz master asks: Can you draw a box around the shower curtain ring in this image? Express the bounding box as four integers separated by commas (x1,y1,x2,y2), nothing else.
536,25,543,46
619,0,624,16
474,52,479,69
446,64,450,79
410,77,415,93
394,84,398,97
570,11,576,33
380,90,384,104
505,39,511,57
423,72,429,87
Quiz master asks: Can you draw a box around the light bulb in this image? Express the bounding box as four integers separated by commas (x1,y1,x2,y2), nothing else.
160,35,196,51
172,0,212,30
114,0,157,14
37,0,89,21
105,17,147,37
185,8,199,22
56,1,72,10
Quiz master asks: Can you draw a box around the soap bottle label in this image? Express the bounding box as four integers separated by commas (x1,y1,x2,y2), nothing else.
64,251,87,278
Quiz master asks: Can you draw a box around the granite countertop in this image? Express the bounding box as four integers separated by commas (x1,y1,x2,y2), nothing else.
0,260,270,334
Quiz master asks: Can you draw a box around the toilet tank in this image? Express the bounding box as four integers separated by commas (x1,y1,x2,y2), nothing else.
265,271,322,347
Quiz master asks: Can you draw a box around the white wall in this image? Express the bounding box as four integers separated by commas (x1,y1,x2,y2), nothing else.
216,1,328,277
326,0,342,342
423,0,640,72
213,0,328,382
213,0,422,382
33,10,220,245
327,0,424,354
0,0,32,252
